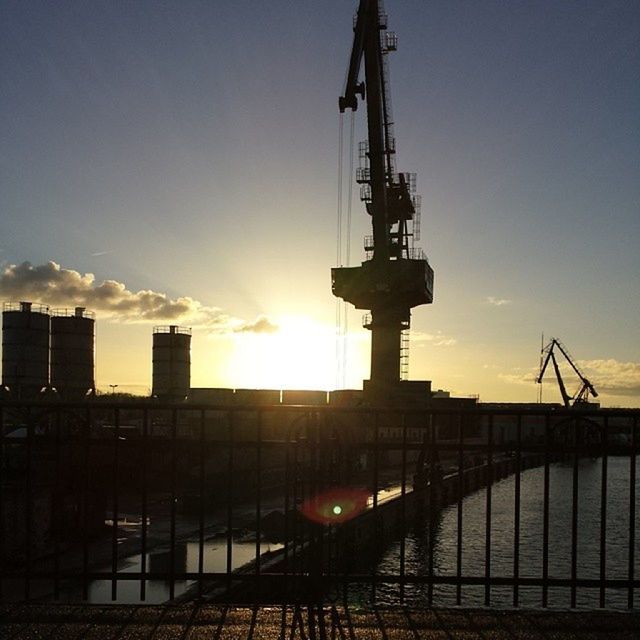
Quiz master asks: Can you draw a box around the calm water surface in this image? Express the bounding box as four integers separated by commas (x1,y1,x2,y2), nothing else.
87,538,282,604
372,456,639,609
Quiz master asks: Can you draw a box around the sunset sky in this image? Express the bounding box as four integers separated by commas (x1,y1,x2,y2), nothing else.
1,1,638,406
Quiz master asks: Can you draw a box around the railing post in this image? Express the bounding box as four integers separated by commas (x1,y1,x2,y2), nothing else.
197,408,205,598
0,406,3,602
600,414,608,608
456,411,464,606
81,406,91,600
111,407,120,602
570,417,580,608
255,409,263,601
542,413,550,608
629,415,637,610
169,408,177,600
53,409,62,600
399,412,407,604
513,413,522,608
140,407,149,601
484,413,493,607
226,410,235,598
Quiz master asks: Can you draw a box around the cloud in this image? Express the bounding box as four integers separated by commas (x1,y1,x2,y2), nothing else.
498,369,537,386
410,330,457,347
577,359,640,398
234,315,278,334
0,261,278,334
486,296,511,306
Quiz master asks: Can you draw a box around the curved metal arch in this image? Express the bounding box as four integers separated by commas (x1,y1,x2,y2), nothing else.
549,414,603,447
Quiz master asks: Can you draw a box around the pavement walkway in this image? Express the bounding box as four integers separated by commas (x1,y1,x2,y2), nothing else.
1,604,637,639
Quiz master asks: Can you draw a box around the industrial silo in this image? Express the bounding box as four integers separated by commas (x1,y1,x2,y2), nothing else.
50,307,95,398
152,326,191,400
2,301,50,397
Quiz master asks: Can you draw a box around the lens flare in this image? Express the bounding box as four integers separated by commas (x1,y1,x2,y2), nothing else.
300,487,369,525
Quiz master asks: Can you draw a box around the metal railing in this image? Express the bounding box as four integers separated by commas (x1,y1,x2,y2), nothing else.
0,400,637,608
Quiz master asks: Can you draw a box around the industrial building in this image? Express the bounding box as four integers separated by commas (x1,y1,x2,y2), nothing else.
2,301,50,397
152,325,191,400
2,301,95,398
50,307,95,398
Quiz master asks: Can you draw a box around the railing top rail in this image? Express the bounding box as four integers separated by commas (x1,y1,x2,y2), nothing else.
153,325,192,335
0,398,637,418
2,301,49,314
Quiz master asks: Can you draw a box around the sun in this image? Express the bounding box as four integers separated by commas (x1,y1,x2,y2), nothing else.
227,315,340,390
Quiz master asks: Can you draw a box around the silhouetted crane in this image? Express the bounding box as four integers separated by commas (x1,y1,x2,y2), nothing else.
537,338,598,408
332,0,434,398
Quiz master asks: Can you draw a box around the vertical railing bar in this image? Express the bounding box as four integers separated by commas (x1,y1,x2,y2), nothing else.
53,409,62,600
456,412,463,606
373,411,379,510
140,408,148,602
198,409,205,598
82,407,91,600
24,414,33,601
428,415,436,606
226,411,234,596
513,414,522,608
570,418,579,609
255,410,263,585
484,414,493,607
372,410,380,603
292,428,300,577
313,411,323,602
111,407,120,601
169,408,178,601
542,413,550,608
599,415,608,609
399,413,407,604
0,406,4,601
628,416,637,610
283,414,291,580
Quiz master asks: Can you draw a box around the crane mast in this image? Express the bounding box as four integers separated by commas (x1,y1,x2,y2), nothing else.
332,0,434,398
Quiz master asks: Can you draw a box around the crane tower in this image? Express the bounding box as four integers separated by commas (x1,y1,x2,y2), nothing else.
332,0,434,399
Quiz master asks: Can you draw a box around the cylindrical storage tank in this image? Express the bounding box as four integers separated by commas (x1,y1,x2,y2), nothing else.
50,307,95,398
152,326,191,400
2,301,50,397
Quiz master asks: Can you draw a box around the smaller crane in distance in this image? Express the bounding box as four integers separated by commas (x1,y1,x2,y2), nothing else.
537,337,598,408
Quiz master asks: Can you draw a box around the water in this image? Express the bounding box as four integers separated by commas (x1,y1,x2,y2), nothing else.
372,456,639,609
86,537,283,603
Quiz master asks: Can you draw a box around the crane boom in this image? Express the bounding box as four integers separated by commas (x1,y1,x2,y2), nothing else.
537,337,599,407
550,351,571,408
340,0,390,262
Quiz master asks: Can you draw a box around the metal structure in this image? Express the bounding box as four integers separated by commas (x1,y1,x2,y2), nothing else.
332,0,434,398
152,325,191,400
1,301,50,397
0,398,637,607
537,337,598,408
50,307,95,398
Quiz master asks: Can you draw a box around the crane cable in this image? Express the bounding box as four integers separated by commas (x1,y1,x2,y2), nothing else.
335,113,344,389
343,111,355,388
335,112,356,389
